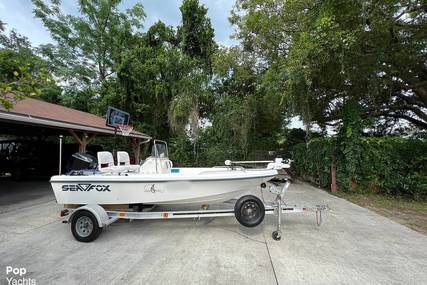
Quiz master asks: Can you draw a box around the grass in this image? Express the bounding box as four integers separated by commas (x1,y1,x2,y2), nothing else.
335,192,427,235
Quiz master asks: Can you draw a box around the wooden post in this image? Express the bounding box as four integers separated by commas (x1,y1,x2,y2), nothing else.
87,133,96,145
131,138,141,164
79,133,87,153
331,155,337,193
69,130,96,153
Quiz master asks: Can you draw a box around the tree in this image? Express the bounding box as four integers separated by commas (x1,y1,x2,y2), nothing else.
114,21,184,139
163,0,217,162
0,23,32,52
169,69,208,139
32,0,146,112
232,0,427,131
0,21,56,109
197,46,285,161
178,0,216,71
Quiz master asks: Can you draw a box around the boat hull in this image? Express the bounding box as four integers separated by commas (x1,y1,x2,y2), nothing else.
50,169,277,206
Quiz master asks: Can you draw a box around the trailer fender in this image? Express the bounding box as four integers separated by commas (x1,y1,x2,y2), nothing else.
69,204,109,227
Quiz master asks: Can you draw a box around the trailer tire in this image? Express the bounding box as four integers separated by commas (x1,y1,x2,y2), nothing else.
71,210,103,242
234,195,265,227
272,230,281,241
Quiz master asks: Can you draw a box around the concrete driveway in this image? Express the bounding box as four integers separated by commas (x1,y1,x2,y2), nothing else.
0,180,426,285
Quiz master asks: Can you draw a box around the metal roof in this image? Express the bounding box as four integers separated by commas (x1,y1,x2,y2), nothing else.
0,97,150,139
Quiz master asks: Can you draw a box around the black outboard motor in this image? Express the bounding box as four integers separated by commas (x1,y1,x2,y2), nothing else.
66,152,97,174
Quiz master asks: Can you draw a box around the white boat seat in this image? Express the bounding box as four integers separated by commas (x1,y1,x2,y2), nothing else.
117,151,140,172
97,151,125,173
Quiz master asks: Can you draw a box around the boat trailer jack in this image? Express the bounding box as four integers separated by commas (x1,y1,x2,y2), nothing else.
265,181,329,241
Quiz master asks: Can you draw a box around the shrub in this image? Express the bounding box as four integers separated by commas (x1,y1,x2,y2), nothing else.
291,137,427,200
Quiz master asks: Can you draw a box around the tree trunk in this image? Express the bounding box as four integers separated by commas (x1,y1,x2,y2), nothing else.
331,155,337,193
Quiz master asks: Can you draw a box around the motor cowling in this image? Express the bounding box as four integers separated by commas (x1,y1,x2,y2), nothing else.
66,152,97,172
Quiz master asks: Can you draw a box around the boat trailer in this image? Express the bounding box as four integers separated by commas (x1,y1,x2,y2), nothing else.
60,181,329,242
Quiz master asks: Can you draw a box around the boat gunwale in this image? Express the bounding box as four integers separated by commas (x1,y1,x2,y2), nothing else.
50,173,277,183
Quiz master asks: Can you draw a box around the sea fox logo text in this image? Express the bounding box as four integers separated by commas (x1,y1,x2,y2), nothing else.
62,184,111,192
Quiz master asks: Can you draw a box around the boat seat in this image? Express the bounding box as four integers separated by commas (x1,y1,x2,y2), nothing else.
140,157,173,174
117,151,140,172
97,151,125,173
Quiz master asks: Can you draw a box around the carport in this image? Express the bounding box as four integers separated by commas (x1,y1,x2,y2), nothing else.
0,97,150,162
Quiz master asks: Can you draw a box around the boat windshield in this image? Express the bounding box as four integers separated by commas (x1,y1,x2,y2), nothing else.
152,140,168,158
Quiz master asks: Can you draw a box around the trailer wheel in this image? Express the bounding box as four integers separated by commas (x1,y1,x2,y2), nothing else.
71,210,102,242
234,195,265,227
272,230,281,241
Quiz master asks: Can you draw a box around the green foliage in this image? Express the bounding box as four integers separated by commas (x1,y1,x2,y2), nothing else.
168,69,209,140
114,32,180,139
167,0,217,154
199,46,285,162
232,0,427,131
292,137,427,200
292,138,335,188
178,0,216,71
229,0,426,200
0,27,57,109
168,136,194,166
282,128,307,147
32,0,146,111
33,0,145,81
0,27,32,52
59,87,97,112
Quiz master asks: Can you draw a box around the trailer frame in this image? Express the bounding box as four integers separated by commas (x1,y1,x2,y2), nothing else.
60,180,329,242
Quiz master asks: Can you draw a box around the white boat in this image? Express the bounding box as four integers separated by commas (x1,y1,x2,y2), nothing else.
50,140,289,206
48,140,329,244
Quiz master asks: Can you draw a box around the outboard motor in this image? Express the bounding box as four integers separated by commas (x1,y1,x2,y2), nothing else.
66,152,97,174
